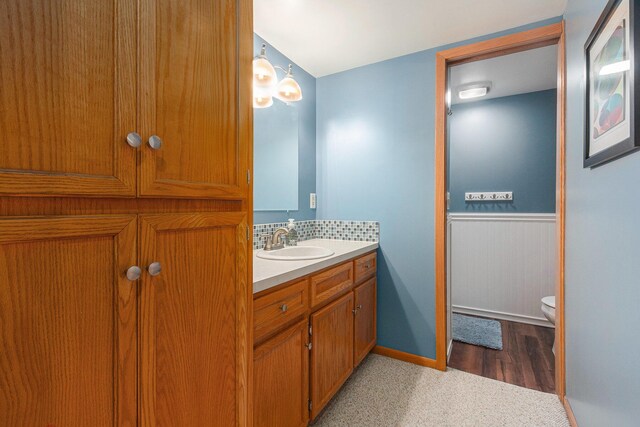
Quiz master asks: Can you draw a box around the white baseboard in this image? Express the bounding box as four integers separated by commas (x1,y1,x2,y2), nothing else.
452,305,554,328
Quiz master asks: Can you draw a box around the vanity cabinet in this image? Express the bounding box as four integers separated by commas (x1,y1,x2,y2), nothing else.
0,0,250,200
254,320,310,427
354,277,377,367
252,251,377,426
310,292,355,419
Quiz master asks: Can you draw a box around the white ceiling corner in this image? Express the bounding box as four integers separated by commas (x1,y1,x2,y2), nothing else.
254,0,568,78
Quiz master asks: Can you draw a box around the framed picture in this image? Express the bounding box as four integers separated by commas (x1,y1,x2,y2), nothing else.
584,0,640,168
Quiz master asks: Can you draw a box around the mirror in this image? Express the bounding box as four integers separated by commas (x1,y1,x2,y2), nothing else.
254,101,299,211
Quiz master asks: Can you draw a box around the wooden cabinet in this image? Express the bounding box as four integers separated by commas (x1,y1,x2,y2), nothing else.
254,320,310,427
0,0,137,197
310,262,354,308
254,279,309,344
139,213,248,426
138,0,249,199
354,278,377,366
1,0,252,424
0,216,138,426
310,292,354,419
252,252,377,425
0,0,250,200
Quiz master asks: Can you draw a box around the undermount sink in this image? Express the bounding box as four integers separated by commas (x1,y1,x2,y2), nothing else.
256,246,335,261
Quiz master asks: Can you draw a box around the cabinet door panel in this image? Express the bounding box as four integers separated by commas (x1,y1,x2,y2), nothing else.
354,278,377,366
139,212,249,426
139,0,250,199
0,215,137,425
0,0,136,196
310,292,354,419
254,320,309,427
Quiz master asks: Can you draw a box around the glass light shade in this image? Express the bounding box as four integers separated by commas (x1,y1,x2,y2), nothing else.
253,92,273,108
253,57,277,88
274,76,303,102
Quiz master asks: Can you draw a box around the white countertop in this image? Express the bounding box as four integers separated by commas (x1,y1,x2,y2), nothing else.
253,239,379,294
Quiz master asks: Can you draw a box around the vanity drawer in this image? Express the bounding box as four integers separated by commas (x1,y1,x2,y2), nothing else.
310,262,354,308
354,252,377,282
254,279,309,343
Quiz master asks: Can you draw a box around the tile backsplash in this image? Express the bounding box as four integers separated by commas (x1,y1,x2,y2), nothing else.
253,220,380,250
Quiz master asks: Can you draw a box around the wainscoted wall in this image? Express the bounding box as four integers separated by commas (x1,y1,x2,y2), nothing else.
253,34,317,224
564,0,640,424
448,214,556,327
253,220,380,250
448,90,557,213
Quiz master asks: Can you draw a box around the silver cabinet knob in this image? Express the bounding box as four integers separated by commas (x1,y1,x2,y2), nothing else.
126,132,142,148
126,266,142,281
147,262,162,276
148,135,163,150
280,304,288,313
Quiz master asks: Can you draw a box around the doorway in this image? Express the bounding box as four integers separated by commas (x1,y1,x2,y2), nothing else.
434,22,566,399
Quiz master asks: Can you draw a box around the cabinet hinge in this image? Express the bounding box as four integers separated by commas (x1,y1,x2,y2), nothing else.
309,325,312,336
246,226,250,241
247,169,251,184
308,400,312,411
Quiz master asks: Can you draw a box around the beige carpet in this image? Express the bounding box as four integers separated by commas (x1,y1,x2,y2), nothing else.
314,354,569,427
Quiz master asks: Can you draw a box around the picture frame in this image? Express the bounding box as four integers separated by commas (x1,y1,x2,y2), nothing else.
584,0,640,168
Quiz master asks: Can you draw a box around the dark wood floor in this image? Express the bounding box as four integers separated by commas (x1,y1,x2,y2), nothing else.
448,317,555,393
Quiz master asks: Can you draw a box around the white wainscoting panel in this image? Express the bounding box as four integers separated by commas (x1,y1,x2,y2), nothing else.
449,213,556,327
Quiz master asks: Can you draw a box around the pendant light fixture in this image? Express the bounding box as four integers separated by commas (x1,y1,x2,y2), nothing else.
274,64,303,102
252,44,303,108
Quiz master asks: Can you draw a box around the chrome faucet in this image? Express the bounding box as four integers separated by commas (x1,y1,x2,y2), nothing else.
261,227,289,251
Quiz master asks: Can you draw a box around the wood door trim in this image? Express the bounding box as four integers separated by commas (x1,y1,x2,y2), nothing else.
434,21,566,401
137,212,249,426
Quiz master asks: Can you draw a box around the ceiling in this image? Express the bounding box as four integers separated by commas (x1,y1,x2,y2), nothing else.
449,45,558,105
254,0,567,77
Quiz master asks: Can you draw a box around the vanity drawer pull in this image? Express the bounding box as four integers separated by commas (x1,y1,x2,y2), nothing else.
280,304,288,313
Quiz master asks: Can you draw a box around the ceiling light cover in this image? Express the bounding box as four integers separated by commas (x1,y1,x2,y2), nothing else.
458,87,488,99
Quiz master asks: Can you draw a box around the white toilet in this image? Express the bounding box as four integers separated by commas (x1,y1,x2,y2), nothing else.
541,296,556,354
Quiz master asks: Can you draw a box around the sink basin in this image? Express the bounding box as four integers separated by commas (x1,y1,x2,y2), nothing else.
257,246,335,261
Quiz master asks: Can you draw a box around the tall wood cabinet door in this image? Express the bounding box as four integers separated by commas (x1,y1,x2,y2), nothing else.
138,0,252,199
0,215,138,426
310,292,354,420
254,320,309,427
354,278,377,367
0,1,137,197
139,213,250,426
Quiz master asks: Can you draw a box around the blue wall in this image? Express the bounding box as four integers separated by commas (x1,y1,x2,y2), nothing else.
253,34,316,224
317,17,562,359
448,90,557,213
564,1,640,425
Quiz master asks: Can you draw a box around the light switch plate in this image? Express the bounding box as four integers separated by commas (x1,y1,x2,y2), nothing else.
310,193,317,209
